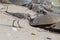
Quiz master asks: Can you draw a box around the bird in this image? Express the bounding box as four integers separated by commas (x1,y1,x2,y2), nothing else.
29,10,60,29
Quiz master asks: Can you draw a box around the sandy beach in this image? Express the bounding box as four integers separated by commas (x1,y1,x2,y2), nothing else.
0,3,60,40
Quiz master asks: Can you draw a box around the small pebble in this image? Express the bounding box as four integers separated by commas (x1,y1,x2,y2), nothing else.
31,33,36,35
46,37,52,40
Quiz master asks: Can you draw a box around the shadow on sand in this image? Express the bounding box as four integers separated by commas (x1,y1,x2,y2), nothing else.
0,24,17,28
0,24,60,34
32,25,60,34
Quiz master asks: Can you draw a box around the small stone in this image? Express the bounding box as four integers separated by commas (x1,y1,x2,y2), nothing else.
31,32,36,35
46,37,52,40
31,33,36,35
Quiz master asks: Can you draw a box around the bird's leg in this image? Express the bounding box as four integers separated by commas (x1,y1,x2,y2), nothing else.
12,20,16,27
17,20,22,28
